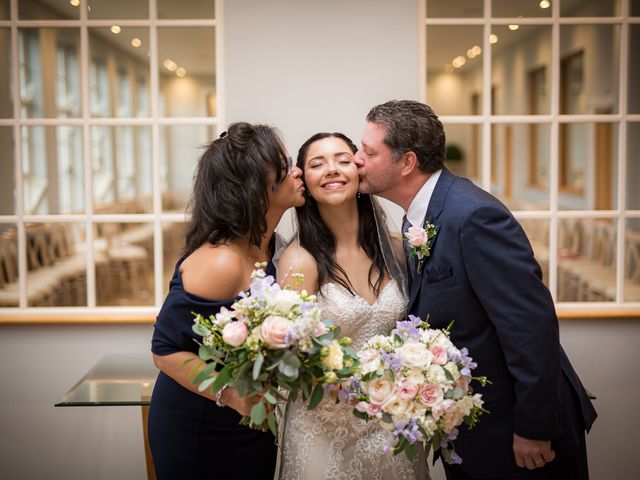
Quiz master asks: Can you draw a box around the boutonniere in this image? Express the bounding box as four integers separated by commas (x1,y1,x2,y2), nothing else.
404,221,437,274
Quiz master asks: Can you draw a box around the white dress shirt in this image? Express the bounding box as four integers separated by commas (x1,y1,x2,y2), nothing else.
405,169,442,228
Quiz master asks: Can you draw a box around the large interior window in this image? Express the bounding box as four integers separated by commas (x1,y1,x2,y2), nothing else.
0,0,221,318
423,0,640,314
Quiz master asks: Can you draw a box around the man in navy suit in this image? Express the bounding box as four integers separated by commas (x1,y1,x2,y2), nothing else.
353,100,597,479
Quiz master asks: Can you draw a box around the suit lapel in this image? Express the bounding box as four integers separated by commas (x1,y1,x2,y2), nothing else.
407,168,456,312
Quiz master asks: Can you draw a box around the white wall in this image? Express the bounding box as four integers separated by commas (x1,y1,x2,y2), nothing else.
1,321,639,480
224,0,419,154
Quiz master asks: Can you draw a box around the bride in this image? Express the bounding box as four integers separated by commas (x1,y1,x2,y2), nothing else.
277,132,429,480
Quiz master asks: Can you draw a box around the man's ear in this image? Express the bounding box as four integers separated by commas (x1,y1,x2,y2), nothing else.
400,151,419,176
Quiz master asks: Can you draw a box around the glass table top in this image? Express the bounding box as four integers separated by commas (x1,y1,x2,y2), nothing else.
55,353,158,407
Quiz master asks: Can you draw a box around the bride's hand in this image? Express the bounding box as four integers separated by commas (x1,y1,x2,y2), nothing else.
219,387,261,417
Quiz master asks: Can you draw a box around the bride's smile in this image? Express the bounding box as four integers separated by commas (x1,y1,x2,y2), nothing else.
303,136,359,205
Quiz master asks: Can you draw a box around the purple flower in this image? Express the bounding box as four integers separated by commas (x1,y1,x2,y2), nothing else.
445,428,459,441
394,417,423,444
392,316,423,340
458,347,477,372
449,451,463,464
300,302,315,314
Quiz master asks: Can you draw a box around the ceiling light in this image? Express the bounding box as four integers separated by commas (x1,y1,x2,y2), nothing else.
452,56,466,68
466,49,476,59
69,0,80,6
131,38,142,48
163,59,177,71
472,45,482,55
176,67,186,78
444,64,454,73
508,24,519,31
539,0,551,9
489,34,498,44
110,25,121,34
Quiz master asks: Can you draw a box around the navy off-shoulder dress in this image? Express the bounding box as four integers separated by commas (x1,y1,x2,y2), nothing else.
149,257,277,479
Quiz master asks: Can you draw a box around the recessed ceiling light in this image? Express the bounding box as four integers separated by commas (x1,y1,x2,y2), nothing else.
176,67,186,78
489,34,498,44
69,0,80,7
110,25,121,34
163,59,177,71
539,0,551,9
472,45,482,55
131,38,142,48
452,56,466,68
508,24,520,31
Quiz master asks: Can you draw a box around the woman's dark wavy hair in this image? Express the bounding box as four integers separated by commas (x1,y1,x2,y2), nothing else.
184,122,289,255
295,132,388,297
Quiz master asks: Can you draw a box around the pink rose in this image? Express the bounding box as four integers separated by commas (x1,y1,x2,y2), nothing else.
397,381,419,401
355,401,369,413
457,374,469,392
429,345,448,365
418,383,443,407
221,321,248,347
260,315,291,348
406,226,428,247
431,402,444,420
366,403,382,416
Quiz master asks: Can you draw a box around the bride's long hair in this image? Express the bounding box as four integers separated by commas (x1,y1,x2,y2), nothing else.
294,132,387,297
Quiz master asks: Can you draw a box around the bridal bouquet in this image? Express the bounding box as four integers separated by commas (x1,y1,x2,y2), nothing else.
189,265,358,435
343,315,487,464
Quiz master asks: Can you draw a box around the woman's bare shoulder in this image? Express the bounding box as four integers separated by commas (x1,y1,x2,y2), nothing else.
278,241,318,291
180,245,246,300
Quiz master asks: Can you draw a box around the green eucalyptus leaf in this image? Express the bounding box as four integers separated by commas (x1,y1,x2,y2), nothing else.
193,361,218,385
211,365,233,394
252,353,264,381
424,440,433,459
267,412,278,436
406,443,417,461
264,391,277,405
353,409,369,420
251,402,266,425
308,384,324,410
197,376,216,392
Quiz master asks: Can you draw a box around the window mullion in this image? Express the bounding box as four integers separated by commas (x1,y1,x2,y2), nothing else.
150,0,163,308
548,0,561,301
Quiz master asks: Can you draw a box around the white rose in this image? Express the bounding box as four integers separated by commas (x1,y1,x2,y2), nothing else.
322,340,344,371
421,416,438,437
271,289,300,315
425,365,447,384
367,377,396,405
444,362,461,381
398,341,433,369
382,395,409,417
404,368,426,385
361,359,383,374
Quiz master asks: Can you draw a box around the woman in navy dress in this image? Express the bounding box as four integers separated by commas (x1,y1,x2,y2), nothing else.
148,122,305,479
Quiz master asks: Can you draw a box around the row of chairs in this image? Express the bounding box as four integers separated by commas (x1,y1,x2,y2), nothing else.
0,221,185,307
521,219,640,302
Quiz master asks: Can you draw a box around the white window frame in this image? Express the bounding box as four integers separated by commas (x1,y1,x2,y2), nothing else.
419,0,640,316
0,0,225,322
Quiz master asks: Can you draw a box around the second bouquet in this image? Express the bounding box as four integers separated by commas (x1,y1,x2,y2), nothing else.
189,264,358,435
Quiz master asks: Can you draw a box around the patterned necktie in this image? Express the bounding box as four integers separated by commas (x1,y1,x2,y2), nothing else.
401,215,412,256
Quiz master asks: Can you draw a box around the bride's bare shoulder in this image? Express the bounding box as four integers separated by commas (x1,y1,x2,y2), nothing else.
278,241,318,292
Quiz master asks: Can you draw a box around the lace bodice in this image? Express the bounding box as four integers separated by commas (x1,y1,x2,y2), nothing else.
278,280,429,480
317,281,407,350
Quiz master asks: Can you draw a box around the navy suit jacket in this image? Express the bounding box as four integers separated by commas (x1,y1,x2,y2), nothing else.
407,168,597,478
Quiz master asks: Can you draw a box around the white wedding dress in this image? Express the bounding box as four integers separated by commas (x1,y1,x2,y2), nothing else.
278,280,430,480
